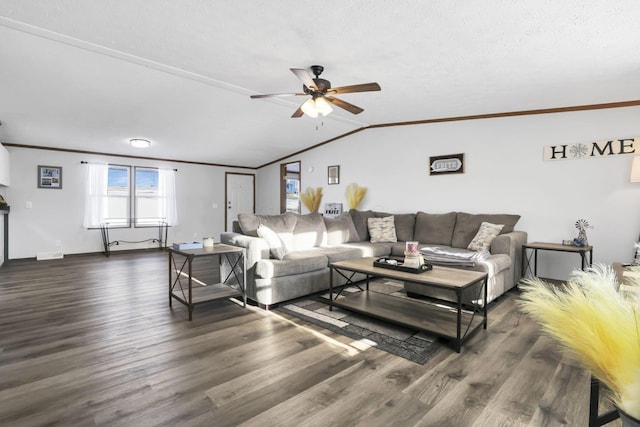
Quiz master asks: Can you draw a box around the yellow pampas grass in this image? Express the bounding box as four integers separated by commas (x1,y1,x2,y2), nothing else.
519,265,640,419
345,183,367,209
299,187,323,213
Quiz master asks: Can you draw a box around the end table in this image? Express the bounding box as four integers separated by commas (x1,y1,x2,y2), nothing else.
521,241,593,285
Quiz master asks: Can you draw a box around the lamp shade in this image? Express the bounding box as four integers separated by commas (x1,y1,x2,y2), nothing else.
300,98,318,118
631,156,640,183
314,97,333,116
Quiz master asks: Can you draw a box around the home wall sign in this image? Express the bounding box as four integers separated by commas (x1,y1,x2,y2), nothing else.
543,137,639,161
429,153,464,175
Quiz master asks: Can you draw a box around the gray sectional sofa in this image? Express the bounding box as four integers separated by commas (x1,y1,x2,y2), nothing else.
220,210,527,308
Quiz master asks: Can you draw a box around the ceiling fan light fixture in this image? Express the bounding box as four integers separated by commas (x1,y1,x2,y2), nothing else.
315,97,333,116
301,98,319,118
130,138,151,148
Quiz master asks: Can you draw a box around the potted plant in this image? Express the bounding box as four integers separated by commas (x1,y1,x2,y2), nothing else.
519,266,640,425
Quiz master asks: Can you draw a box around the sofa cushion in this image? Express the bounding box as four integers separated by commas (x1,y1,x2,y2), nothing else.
291,212,326,251
338,242,393,258
368,216,398,243
374,212,416,242
255,251,328,279
323,212,359,245
467,222,505,252
451,213,521,249
256,225,288,260
312,246,365,264
413,211,457,246
238,212,297,237
349,209,376,242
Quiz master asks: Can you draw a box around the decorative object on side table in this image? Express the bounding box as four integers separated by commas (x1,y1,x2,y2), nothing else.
345,183,367,209
519,265,640,424
299,187,323,212
574,218,593,246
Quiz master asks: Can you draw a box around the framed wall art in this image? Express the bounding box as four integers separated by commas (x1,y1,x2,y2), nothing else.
429,153,464,176
328,165,340,185
37,165,63,189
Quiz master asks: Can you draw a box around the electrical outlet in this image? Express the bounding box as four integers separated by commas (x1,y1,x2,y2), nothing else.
26,201,32,209
55,240,61,247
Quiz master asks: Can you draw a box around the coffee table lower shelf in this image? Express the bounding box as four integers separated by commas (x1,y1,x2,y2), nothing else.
331,291,485,352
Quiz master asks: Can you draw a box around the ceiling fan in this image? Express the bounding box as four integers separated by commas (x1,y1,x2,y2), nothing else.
250,65,381,118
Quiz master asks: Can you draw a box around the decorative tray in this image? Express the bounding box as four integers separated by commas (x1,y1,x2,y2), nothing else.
373,258,433,274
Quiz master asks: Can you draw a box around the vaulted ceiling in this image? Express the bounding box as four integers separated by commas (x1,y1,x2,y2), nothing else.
1,1,639,168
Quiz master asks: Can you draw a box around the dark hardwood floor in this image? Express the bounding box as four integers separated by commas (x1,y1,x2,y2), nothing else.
0,251,619,426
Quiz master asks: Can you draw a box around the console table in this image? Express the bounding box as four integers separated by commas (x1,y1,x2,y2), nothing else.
100,221,168,256
168,244,246,320
522,241,593,285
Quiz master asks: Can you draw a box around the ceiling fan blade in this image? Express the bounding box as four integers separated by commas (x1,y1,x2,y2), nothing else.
328,82,381,95
250,93,305,99
291,106,305,118
290,68,318,90
325,96,364,114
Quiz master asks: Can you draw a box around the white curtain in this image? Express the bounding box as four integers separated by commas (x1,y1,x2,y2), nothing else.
83,163,109,228
158,168,178,226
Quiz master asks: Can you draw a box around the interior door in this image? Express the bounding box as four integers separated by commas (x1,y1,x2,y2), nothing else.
225,173,255,231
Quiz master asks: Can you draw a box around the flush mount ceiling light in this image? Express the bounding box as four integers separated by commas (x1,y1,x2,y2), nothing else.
130,138,151,148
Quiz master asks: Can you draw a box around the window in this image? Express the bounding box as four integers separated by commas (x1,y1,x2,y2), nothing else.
107,166,130,226
83,163,177,228
135,167,161,227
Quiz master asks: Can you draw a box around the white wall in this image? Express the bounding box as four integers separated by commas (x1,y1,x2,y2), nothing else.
256,107,640,280
6,146,254,259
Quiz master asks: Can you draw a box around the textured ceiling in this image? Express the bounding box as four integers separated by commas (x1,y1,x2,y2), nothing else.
1,1,639,168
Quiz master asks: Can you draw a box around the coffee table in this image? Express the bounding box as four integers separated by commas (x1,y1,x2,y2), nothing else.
329,257,488,353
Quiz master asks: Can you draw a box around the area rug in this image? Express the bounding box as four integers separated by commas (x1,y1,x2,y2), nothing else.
275,279,444,364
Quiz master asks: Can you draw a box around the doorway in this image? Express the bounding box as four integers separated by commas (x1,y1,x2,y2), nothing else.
225,172,255,231
280,161,301,214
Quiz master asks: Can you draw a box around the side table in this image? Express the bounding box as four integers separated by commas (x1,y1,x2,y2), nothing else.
168,243,246,320
521,241,593,285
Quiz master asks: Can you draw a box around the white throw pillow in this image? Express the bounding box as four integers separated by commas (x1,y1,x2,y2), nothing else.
257,224,288,260
367,216,398,243
467,222,504,252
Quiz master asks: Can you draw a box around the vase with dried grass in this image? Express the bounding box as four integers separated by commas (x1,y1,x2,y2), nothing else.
299,187,323,213
345,183,367,210
519,265,640,425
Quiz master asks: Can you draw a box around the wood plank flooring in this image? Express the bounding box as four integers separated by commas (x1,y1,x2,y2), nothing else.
0,251,620,426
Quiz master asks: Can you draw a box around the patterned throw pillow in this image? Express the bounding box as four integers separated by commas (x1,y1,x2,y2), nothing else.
257,224,288,260
367,216,398,243
467,222,504,252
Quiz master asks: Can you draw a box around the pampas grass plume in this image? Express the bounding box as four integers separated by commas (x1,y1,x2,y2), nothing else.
519,265,640,419
345,183,367,209
300,187,323,212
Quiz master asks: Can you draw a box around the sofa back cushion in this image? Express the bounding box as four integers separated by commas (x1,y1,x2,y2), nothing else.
291,212,326,250
237,213,297,257
413,211,457,246
375,212,415,242
451,212,521,249
323,212,359,245
348,209,376,242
